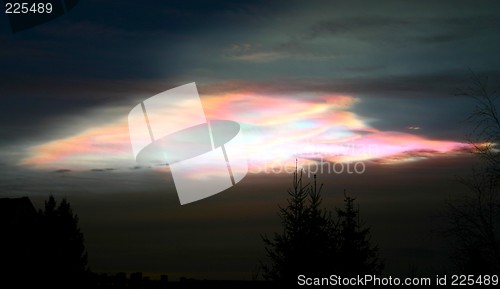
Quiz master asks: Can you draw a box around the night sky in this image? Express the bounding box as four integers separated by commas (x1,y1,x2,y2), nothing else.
1,0,500,280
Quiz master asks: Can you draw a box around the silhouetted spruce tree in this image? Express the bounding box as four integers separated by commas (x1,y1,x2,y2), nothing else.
39,196,89,288
336,193,384,276
261,167,383,284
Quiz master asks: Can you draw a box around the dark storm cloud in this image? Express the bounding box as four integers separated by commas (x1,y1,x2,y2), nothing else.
302,14,500,45
90,168,116,172
0,162,174,197
304,17,410,40
53,169,72,173
200,70,500,98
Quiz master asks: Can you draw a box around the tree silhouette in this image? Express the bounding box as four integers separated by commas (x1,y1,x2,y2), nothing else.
336,194,384,275
0,196,89,288
445,72,500,273
261,167,383,284
39,196,89,288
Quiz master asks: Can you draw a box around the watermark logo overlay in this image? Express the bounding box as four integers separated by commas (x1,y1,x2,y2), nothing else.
6,0,80,32
252,158,366,177
128,83,248,205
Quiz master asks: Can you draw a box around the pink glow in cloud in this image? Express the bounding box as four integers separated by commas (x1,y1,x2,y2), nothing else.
21,122,132,169
20,90,475,174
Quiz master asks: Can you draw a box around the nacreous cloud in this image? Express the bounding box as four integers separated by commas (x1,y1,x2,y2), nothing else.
20,87,475,176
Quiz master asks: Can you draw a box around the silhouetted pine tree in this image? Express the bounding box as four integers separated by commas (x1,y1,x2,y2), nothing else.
336,193,384,276
261,167,383,284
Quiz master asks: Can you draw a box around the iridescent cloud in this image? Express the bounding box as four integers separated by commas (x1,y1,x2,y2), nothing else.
20,89,475,175
21,121,132,170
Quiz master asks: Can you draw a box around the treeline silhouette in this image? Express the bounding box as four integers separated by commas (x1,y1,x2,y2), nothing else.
0,172,386,288
4,157,496,288
1,174,385,288
0,196,276,289
90,272,273,289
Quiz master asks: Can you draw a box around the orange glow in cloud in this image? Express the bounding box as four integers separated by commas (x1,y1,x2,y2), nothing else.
21,121,132,169
20,91,475,173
